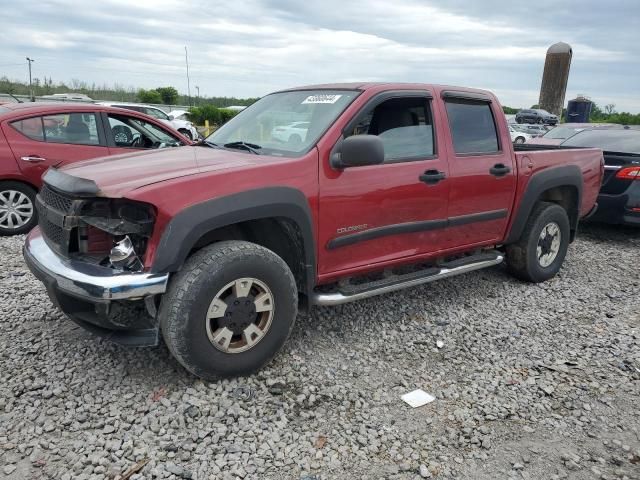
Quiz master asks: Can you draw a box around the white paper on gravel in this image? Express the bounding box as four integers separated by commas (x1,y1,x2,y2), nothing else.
401,389,436,408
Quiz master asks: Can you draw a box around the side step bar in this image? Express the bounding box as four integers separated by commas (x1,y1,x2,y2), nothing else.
311,252,504,306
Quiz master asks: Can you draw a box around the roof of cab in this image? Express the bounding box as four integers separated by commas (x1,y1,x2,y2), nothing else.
275,82,495,97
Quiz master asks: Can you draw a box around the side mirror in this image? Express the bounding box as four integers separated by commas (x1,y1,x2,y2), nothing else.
168,115,175,121
332,135,384,169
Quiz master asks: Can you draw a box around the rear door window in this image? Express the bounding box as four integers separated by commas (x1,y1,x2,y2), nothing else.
445,100,499,154
41,113,100,145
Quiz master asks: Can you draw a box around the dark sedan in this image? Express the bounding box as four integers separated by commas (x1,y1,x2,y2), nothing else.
516,108,558,125
561,129,640,226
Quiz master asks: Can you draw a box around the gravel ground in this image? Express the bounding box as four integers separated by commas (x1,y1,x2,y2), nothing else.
1,224,639,480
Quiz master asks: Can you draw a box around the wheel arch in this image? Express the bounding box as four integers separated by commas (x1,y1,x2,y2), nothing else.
151,187,316,298
506,165,582,244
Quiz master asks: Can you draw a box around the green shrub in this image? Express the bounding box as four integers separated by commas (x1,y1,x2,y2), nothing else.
138,88,162,104
189,105,239,126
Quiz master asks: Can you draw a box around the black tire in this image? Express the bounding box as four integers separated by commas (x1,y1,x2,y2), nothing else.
506,202,570,283
288,134,302,145
515,136,525,144
0,181,38,236
178,129,193,141
516,118,523,124
537,117,544,124
159,240,298,379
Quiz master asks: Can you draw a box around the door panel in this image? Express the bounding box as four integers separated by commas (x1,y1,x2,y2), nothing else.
318,94,450,277
2,113,109,187
439,96,516,248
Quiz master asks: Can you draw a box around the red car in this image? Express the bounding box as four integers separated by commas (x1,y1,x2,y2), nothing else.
25,83,603,378
0,102,191,235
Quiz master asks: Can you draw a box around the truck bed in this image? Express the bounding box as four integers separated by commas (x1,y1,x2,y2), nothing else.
512,144,604,218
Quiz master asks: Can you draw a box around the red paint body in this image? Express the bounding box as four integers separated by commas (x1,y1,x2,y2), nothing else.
59,84,603,285
0,102,191,189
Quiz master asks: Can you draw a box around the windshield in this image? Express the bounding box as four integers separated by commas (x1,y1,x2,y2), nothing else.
207,90,359,156
561,129,640,154
544,126,583,139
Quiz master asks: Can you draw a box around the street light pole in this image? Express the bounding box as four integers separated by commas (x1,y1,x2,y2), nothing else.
26,57,35,101
184,46,192,107
195,85,200,104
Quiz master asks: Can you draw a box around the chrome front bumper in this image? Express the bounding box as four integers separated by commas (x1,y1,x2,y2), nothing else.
23,227,169,303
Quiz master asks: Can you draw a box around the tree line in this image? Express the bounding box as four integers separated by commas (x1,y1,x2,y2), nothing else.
0,76,258,108
503,103,640,125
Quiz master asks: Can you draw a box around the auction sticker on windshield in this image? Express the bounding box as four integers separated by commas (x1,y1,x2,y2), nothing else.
302,94,342,104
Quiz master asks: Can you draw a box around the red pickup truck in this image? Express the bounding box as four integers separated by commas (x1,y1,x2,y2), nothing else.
23,83,603,379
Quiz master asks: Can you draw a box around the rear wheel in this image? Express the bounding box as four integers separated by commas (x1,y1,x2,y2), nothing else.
159,240,298,379
0,181,37,236
506,202,570,283
514,136,526,144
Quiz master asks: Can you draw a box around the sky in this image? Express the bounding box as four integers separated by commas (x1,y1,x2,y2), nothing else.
0,0,638,111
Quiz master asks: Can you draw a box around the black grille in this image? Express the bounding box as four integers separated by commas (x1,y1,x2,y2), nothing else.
40,185,74,213
40,214,64,246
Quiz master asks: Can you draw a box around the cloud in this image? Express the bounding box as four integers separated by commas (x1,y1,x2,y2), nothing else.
0,0,637,112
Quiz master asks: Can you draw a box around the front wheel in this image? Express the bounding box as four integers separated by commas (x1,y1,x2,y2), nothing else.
514,136,526,144
506,202,570,283
159,240,298,379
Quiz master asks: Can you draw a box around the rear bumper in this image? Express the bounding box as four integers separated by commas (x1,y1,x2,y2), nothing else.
23,227,169,345
588,185,640,226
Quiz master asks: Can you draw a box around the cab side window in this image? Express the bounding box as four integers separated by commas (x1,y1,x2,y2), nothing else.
445,99,499,154
348,97,435,162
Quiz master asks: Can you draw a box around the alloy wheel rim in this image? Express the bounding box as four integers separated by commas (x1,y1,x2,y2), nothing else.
206,277,274,354
536,222,561,268
0,190,33,229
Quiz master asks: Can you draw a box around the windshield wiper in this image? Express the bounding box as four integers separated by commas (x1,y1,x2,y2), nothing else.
223,141,262,155
199,139,221,149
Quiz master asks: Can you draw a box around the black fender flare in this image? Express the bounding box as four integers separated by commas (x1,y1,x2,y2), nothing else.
151,187,316,294
505,164,583,244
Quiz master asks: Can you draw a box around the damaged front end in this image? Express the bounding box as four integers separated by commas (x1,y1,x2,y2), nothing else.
24,169,168,346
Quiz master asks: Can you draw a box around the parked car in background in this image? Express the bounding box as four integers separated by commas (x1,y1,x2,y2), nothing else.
0,102,190,235
272,121,310,143
41,93,93,101
559,129,640,226
24,82,602,379
516,109,558,125
98,102,199,140
508,125,531,144
528,123,624,146
167,110,190,121
513,124,549,137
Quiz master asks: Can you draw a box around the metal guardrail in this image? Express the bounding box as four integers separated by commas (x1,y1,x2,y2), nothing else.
0,93,191,113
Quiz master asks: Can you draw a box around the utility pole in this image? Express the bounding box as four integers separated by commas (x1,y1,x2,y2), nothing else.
26,57,35,101
195,85,200,105
184,46,191,107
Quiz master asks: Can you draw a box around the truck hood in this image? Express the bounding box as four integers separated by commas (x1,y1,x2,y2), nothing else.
60,146,259,197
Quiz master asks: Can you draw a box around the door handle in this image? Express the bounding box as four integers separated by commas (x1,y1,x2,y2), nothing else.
20,155,46,163
490,163,511,177
419,169,446,185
